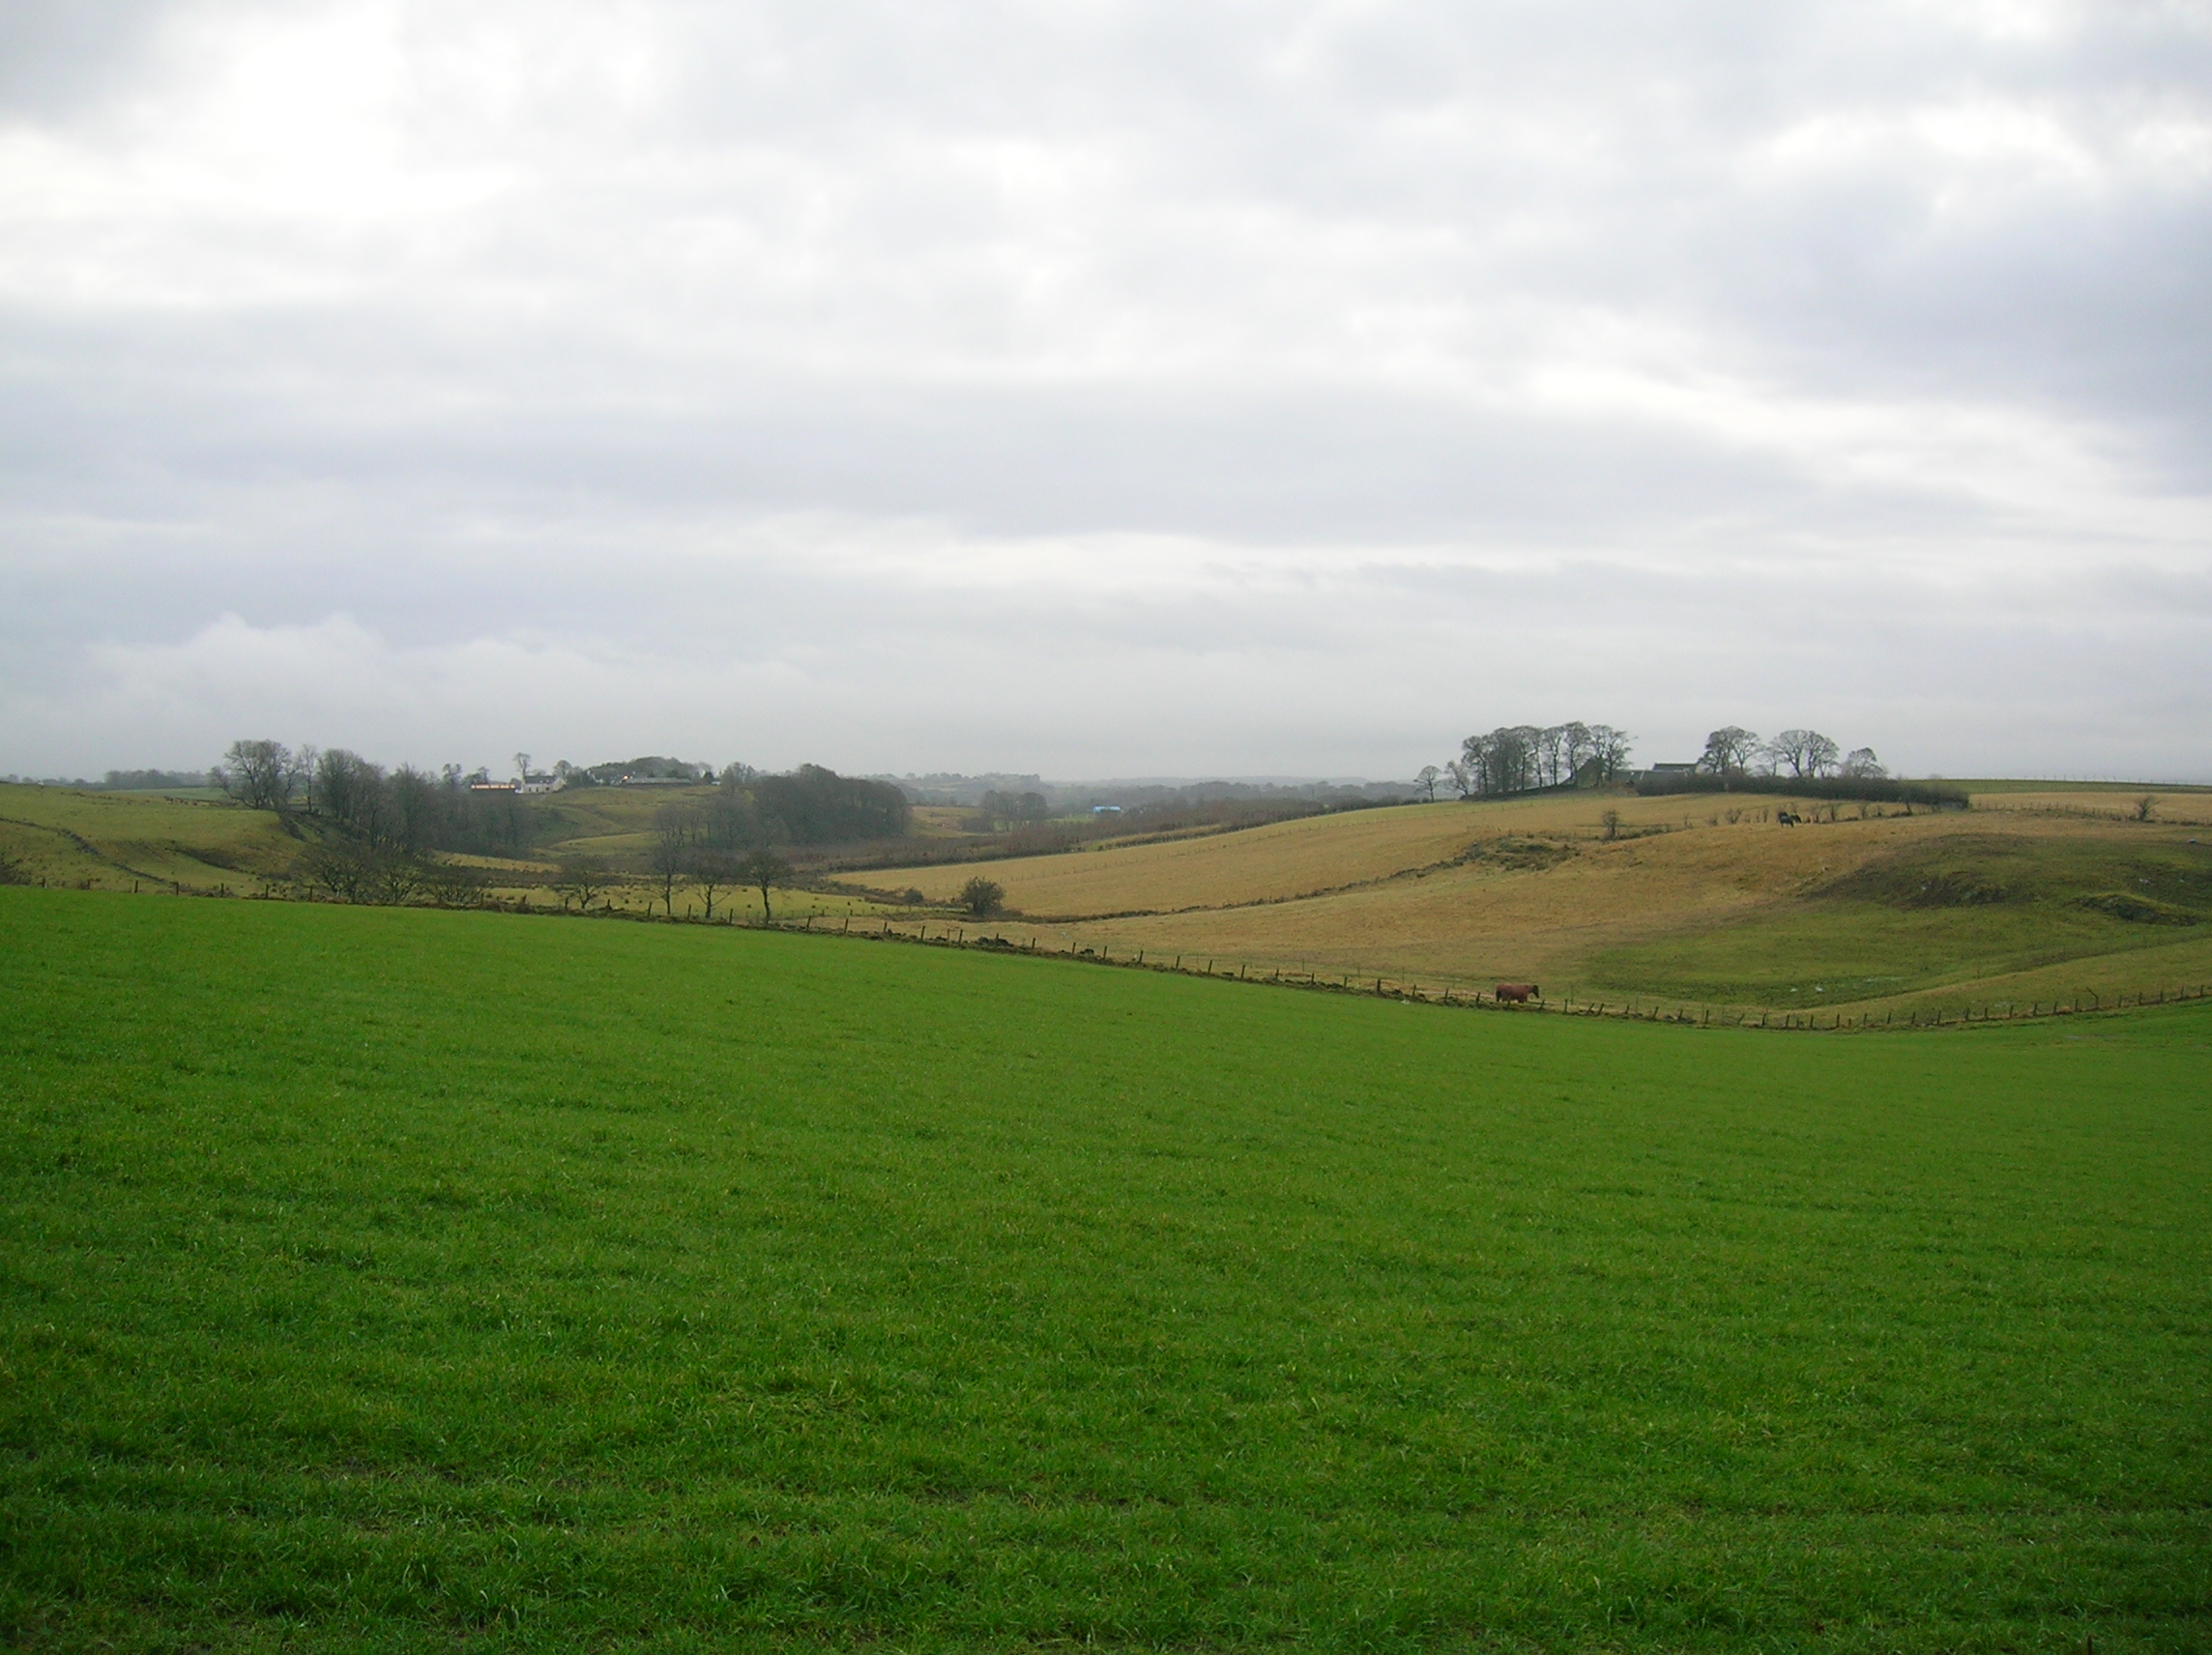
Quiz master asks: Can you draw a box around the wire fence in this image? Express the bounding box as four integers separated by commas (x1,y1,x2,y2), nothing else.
35,878,2210,1032
737,912,2212,1032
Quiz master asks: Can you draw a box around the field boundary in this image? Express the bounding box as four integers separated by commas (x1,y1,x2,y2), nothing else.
473,895,2212,1032
766,913,2210,1031
19,880,2209,1032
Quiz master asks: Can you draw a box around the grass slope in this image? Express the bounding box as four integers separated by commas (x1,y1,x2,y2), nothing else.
2,890,2208,1651
0,783,301,892
859,795,2212,1013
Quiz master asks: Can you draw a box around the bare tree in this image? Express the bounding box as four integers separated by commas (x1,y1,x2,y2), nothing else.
739,849,793,921
2133,795,2157,822
513,751,531,784
1445,759,1474,799
1699,727,1761,787
1600,808,1622,841
1461,726,1541,797
1586,724,1633,782
296,840,375,902
554,855,613,911
1560,721,1593,783
1416,765,1441,802
689,848,740,919
215,740,302,814
422,859,485,908
368,856,425,907
1536,725,1567,787
649,805,692,915
1768,729,1840,778
1840,747,1886,779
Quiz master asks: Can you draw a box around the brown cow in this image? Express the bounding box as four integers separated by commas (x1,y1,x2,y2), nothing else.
1495,982,1538,1003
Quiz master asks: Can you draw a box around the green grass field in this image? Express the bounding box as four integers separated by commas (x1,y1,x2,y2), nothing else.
3,890,2209,1652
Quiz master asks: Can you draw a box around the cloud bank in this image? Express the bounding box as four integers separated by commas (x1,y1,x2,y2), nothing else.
3,0,2208,778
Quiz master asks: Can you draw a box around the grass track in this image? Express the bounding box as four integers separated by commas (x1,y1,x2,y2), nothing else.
2,890,2209,1651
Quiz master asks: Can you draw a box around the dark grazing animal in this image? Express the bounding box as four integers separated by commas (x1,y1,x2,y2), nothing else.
1495,982,1538,1003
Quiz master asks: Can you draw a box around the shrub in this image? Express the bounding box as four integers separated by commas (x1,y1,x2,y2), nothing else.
959,876,1006,918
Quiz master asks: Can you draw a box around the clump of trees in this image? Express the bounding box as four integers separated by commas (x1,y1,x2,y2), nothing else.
1693,727,1885,786
637,765,909,914
1637,728,1959,805
967,790,1049,831
655,764,913,857
1441,723,1634,799
211,740,532,857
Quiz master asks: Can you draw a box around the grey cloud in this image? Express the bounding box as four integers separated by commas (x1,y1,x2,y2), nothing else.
1,0,2207,777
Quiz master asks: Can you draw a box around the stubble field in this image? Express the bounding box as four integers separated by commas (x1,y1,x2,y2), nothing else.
840,793,2212,1015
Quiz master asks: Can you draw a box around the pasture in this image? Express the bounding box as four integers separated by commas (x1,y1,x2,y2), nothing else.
12,778,2212,1013
0,783,301,893
3,887,2207,1651
844,793,2212,1016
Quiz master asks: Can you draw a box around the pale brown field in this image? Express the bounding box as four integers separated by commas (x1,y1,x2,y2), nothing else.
858,794,1925,921
831,789,2212,1011
877,796,1725,916
1968,789,2212,824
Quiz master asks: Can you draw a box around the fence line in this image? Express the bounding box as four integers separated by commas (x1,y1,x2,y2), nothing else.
731,911,2211,1033
58,879,2211,1032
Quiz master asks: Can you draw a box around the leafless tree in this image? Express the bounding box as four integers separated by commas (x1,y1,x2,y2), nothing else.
649,805,693,915
368,856,425,906
1560,721,1593,783
554,855,613,911
1461,726,1540,796
689,848,740,919
2134,795,2157,822
1416,765,1441,802
739,849,793,921
1536,725,1567,787
1699,727,1761,787
1768,729,1841,778
1840,747,1886,779
296,840,374,902
215,740,302,815
1599,808,1622,842
422,859,485,908
1586,725,1633,781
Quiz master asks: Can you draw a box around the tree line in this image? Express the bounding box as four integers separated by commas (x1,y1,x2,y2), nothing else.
215,740,534,856
1421,722,1636,800
208,740,913,910
1685,727,1885,785
1418,722,1900,802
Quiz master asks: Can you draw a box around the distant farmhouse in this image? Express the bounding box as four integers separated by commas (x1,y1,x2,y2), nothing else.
471,770,565,796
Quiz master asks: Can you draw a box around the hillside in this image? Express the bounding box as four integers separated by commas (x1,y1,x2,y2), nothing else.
12,777,2211,1016
830,787,2212,1015
3,887,2206,1651
0,782,305,891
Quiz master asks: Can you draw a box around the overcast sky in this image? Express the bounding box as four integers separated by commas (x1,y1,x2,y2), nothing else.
4,0,2208,782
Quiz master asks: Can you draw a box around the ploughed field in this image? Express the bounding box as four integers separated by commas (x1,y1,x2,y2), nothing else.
4,889,2208,1652
843,792,2212,1017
